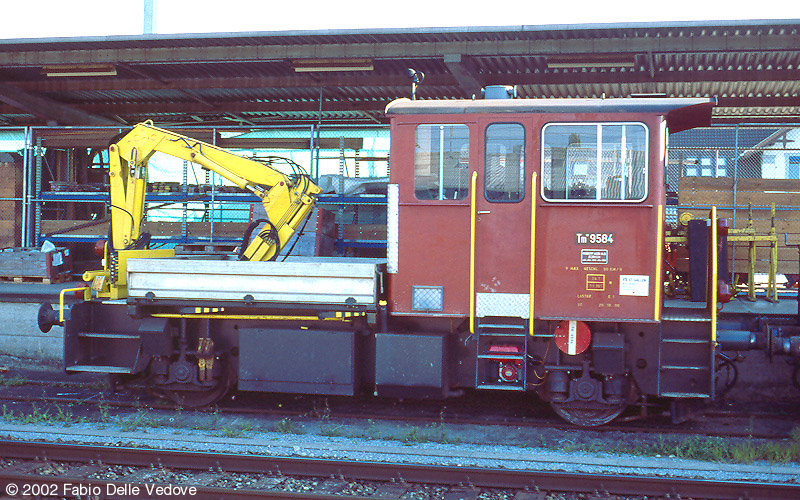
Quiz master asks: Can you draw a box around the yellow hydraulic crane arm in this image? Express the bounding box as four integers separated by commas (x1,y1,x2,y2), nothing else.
91,121,321,298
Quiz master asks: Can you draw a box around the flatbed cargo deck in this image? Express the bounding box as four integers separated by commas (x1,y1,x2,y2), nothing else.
127,257,385,307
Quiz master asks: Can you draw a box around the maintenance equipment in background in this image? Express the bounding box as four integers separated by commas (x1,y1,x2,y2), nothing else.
39,91,800,425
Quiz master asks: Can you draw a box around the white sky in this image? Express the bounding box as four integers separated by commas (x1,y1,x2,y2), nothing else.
1,0,799,39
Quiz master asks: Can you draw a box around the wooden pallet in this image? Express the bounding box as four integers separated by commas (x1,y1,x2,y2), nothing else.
0,273,72,284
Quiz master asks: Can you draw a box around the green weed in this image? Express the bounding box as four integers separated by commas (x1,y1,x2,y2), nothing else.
399,425,427,444
425,421,459,445
221,421,255,438
618,434,800,464
51,404,76,426
120,408,155,432
97,399,111,423
0,374,27,387
730,440,762,463
221,426,244,438
19,403,50,424
319,424,345,437
2,404,14,421
362,419,381,439
274,418,303,434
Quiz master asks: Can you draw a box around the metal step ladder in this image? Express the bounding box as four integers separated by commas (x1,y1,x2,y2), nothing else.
475,317,528,391
659,309,714,398
64,331,140,374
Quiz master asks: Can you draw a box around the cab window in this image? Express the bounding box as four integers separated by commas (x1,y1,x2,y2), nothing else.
542,123,648,202
485,123,525,202
414,124,469,200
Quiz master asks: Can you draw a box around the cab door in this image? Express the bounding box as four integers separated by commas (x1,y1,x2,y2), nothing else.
473,122,532,321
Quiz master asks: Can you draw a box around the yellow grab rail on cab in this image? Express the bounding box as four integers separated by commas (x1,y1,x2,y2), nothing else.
529,172,537,336
710,206,718,343
469,171,477,334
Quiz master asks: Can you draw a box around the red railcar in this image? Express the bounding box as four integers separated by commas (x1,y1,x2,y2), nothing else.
55,92,800,426
383,95,719,425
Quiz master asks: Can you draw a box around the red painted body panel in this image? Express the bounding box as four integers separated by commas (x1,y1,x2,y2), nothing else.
535,204,658,320
391,204,471,315
388,110,667,322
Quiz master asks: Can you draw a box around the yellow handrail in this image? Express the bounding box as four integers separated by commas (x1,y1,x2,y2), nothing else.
59,287,91,324
152,313,356,321
530,172,537,336
710,206,718,343
654,204,663,321
469,171,477,334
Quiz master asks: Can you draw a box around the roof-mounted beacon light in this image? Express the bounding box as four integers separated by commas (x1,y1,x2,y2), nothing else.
482,85,517,99
406,68,425,100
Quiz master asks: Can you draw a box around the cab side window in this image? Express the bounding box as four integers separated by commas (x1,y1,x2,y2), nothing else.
542,123,648,202
414,124,469,200
485,123,525,202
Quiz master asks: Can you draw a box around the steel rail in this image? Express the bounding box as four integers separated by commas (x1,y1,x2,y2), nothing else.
0,387,796,439
0,440,797,500
1,474,367,500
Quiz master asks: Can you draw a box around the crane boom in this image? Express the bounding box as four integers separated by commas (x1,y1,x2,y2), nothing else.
86,121,321,299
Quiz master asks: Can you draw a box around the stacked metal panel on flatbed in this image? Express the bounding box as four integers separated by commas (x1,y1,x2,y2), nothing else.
127,257,385,306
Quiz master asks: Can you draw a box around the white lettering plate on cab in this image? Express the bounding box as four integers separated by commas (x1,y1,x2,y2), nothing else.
619,275,649,296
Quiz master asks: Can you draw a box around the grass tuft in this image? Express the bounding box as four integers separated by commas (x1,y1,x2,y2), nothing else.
0,374,27,387
274,418,304,435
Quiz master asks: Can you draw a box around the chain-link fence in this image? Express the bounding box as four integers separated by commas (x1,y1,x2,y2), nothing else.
0,152,22,249
667,125,798,193
668,125,800,280
0,129,25,250
0,124,390,270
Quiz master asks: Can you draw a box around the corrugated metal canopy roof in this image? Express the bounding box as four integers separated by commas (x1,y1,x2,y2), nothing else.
0,19,797,127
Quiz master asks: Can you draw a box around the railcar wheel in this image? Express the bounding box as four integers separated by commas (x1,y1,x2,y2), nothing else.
157,358,233,408
161,381,229,408
792,362,800,391
549,401,626,427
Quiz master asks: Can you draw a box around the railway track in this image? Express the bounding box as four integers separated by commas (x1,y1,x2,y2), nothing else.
1,378,798,441
0,439,797,500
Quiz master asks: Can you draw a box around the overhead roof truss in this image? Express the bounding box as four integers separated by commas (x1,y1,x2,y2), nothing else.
0,20,797,126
